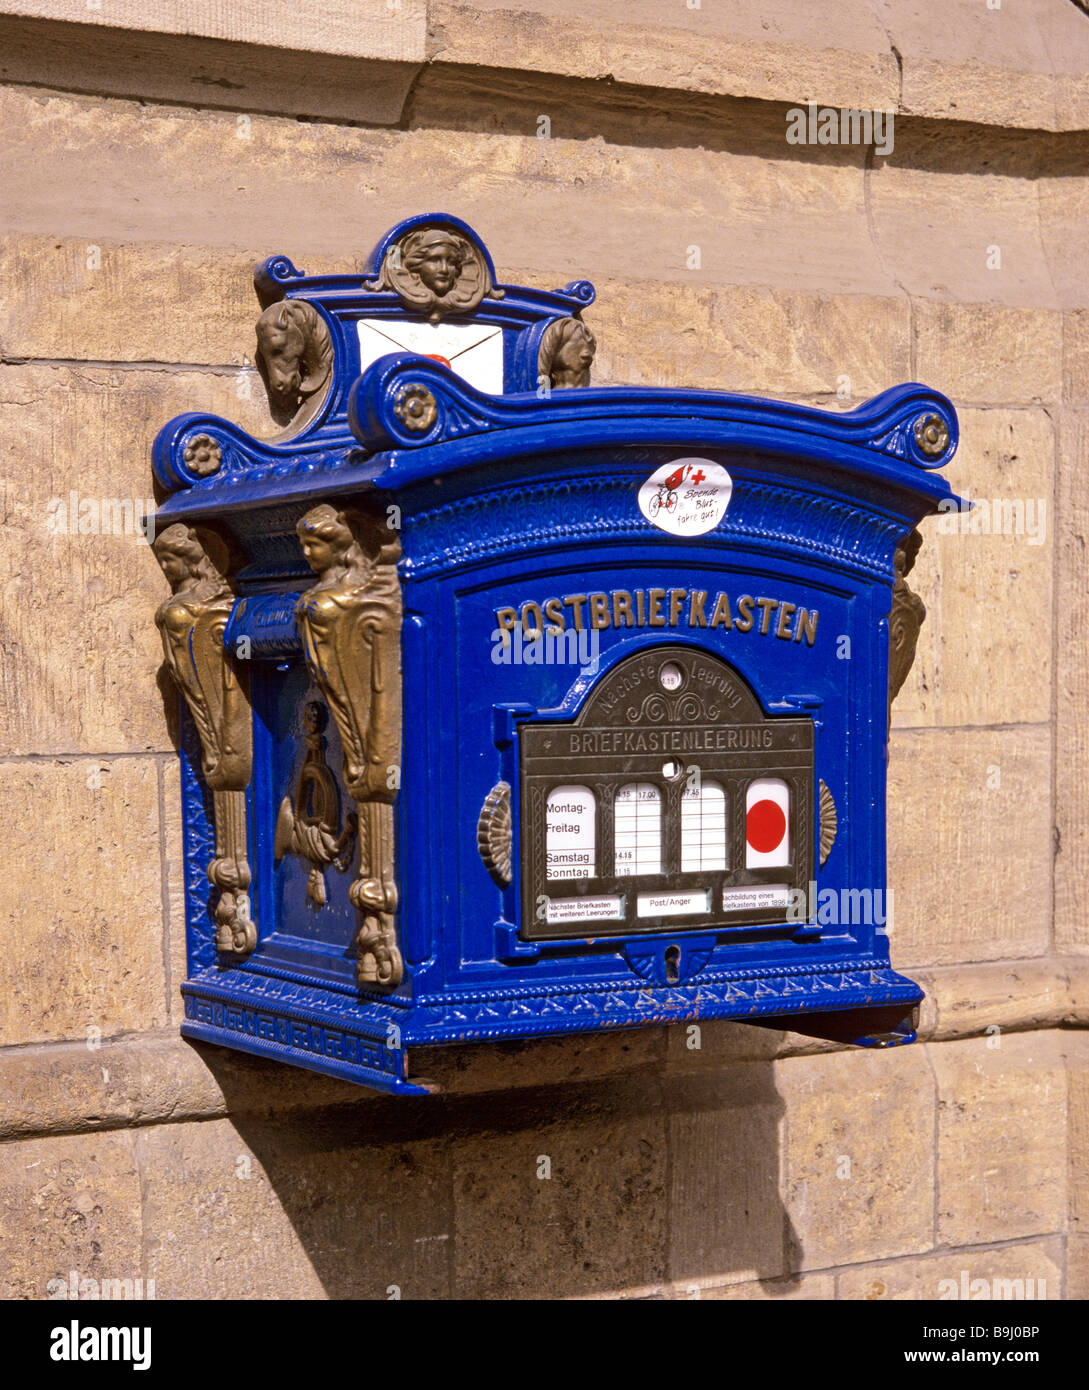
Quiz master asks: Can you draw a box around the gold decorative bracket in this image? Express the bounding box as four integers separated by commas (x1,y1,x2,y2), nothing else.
153,523,256,958
294,503,404,989
888,528,927,722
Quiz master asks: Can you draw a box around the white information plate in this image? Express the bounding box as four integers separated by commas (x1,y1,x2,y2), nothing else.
722,884,791,912
545,784,596,880
357,319,503,394
636,889,711,918
545,895,625,925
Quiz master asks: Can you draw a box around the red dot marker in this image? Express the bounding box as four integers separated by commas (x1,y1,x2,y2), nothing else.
746,798,786,853
425,354,452,368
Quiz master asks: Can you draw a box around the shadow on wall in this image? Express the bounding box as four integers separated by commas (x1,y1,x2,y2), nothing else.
206,1022,800,1301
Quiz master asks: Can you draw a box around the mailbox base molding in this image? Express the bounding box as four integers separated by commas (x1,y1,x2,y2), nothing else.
180,956,923,1096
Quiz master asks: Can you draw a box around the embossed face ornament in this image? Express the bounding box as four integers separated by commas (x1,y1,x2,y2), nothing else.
156,542,189,587
153,525,197,588
300,533,334,574
405,232,464,297
297,504,352,575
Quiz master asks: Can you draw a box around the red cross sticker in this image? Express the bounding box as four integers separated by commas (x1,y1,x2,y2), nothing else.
691,468,706,484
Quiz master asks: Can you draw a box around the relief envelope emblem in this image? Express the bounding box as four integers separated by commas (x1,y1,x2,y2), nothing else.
638,457,732,536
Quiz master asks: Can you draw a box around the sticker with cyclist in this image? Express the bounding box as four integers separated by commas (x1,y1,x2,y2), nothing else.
637,457,732,536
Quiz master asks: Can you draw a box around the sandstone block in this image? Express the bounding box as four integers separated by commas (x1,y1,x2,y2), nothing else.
1039,164,1089,311
913,304,1062,404
0,234,271,367
667,1067,788,1287
430,0,898,111
887,727,1050,968
0,1130,142,1300
590,282,910,400
0,87,893,300
3,0,428,62
870,123,1061,314
1068,1035,1089,1236
914,959,1075,1042
452,1090,666,1297
1069,1234,1089,1300
777,1043,934,1269
0,363,268,756
0,757,168,1046
931,1031,1066,1247
922,407,1054,729
1065,311,1089,404
881,0,1089,132
137,1112,451,1299
0,15,419,127
1055,410,1089,954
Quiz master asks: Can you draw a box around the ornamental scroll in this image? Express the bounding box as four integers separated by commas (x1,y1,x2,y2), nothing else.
294,503,404,989
153,523,256,958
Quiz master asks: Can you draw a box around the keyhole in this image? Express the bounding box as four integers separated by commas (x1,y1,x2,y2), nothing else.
664,944,681,984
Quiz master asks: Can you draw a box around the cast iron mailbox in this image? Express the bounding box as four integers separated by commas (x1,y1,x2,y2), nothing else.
151,214,960,1096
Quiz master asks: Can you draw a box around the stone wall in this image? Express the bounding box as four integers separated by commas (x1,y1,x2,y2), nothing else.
0,1,1086,1300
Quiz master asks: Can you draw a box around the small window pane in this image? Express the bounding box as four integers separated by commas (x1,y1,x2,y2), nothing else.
614,782,662,876
681,778,727,872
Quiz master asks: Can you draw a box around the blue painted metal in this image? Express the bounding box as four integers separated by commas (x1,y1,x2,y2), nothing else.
157,214,962,1095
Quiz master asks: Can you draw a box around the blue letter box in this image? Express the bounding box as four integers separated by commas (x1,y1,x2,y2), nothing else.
151,215,961,1095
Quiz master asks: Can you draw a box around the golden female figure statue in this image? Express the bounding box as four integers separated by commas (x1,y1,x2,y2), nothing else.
888,528,927,724
294,503,404,988
153,523,256,957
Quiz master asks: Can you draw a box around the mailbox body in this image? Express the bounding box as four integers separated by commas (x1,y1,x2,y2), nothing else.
153,216,960,1095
